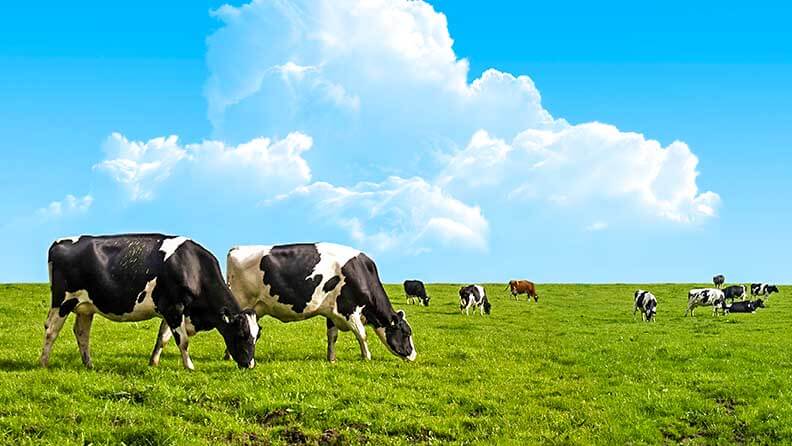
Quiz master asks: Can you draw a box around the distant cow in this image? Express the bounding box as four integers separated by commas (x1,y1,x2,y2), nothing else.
633,290,657,322
225,243,416,362
751,283,780,299
506,280,539,302
722,285,747,302
459,285,491,315
713,275,725,288
685,288,728,317
43,234,258,370
728,299,765,314
403,280,430,306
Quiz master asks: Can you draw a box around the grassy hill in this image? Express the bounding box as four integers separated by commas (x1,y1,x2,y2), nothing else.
0,283,789,445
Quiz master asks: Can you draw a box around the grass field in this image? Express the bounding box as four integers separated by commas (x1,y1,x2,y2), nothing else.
0,283,790,445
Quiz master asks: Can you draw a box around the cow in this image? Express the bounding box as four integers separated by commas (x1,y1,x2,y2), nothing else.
223,243,416,362
506,280,539,302
728,299,765,314
403,280,430,306
684,288,728,317
751,283,780,299
722,285,747,302
43,234,258,370
713,275,725,288
633,290,657,322
459,285,491,316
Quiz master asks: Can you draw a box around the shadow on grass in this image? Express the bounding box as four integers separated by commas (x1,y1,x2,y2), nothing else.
0,358,39,372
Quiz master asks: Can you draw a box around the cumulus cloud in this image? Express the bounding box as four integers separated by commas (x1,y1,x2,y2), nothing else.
202,0,720,251
39,194,93,218
95,132,313,201
438,124,720,223
94,133,186,201
273,177,488,253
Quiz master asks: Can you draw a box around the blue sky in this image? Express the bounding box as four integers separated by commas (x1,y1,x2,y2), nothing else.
1,1,790,283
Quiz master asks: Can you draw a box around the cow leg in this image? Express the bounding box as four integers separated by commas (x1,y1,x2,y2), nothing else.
40,307,69,367
149,319,173,366
172,317,195,370
73,313,94,369
326,318,339,363
347,311,371,360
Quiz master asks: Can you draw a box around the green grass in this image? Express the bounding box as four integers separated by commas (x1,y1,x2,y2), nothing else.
0,283,791,445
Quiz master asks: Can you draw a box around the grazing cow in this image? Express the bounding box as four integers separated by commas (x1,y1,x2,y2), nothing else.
459,285,491,315
750,283,780,299
403,280,430,306
685,288,728,317
224,243,416,362
633,290,657,322
506,280,539,302
43,234,258,370
713,275,725,288
722,285,747,302
728,299,765,314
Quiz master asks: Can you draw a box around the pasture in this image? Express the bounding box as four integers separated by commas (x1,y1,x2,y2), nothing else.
0,283,790,445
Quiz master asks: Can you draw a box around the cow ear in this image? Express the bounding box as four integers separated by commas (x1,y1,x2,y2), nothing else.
221,307,232,324
397,310,405,319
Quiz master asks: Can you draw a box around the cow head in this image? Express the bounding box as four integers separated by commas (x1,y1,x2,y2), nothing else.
221,308,261,369
768,285,780,294
645,301,656,321
755,299,766,308
420,295,431,307
380,310,416,361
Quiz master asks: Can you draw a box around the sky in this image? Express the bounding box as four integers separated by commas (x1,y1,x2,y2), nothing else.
1,0,790,284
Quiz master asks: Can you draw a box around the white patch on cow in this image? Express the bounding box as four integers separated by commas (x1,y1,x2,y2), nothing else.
227,245,273,310
160,236,189,261
64,289,94,314
246,312,259,340
474,285,485,301
55,236,81,244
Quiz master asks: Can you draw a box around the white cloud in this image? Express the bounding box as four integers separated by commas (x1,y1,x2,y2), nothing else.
203,0,720,250
95,132,313,201
438,124,720,224
94,133,186,201
39,194,93,218
274,177,488,253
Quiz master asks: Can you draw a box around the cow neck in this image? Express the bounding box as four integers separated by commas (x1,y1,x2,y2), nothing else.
363,290,397,329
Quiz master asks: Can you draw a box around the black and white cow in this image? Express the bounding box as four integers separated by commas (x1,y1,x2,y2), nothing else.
633,290,657,322
728,299,765,313
713,274,725,288
43,234,259,370
750,283,780,299
403,280,430,306
222,243,416,362
459,285,491,316
722,284,748,302
684,288,728,317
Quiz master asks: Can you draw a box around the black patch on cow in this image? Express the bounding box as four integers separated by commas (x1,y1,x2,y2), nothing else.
636,294,645,308
323,275,341,293
334,253,394,328
260,244,324,314
59,299,79,317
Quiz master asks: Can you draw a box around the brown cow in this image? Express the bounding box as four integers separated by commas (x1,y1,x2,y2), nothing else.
506,280,539,302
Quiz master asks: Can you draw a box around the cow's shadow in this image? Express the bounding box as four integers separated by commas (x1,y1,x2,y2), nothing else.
0,358,39,372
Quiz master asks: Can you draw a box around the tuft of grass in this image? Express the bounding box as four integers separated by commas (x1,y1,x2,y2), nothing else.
0,283,790,444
